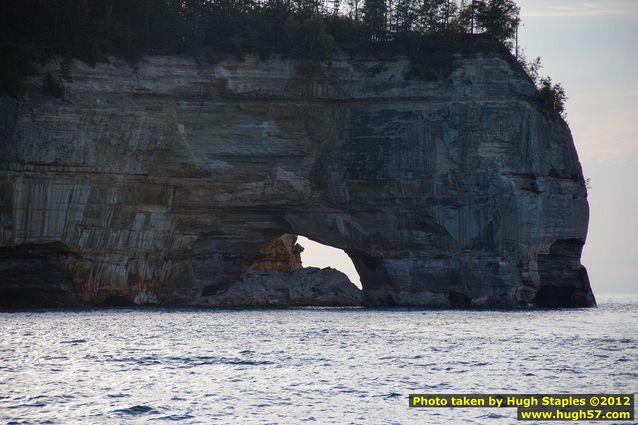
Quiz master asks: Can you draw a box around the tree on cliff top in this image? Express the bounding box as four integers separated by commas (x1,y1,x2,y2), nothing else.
475,0,520,47
363,0,388,40
0,0,522,72
538,77,567,118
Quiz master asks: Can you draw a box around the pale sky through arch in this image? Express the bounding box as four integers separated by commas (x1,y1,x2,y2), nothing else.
298,236,362,289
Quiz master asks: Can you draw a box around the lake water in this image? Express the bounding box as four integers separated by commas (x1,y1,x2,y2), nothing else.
1,294,637,424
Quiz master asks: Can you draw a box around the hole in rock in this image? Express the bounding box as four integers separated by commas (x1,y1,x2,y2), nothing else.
297,236,362,289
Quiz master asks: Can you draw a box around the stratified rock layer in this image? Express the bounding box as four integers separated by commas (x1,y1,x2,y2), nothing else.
0,49,594,308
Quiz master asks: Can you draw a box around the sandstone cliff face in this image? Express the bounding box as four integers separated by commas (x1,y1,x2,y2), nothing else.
0,50,594,308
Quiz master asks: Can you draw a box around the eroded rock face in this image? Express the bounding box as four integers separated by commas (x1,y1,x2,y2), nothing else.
248,234,304,273
0,49,594,308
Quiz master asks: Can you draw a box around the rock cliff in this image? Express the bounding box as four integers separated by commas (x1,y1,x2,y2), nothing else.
0,48,595,308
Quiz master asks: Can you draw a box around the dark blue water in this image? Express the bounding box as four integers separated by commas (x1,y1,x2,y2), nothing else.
1,295,637,424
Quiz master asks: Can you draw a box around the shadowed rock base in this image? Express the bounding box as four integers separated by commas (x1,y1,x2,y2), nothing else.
0,243,80,308
533,239,596,307
201,268,361,307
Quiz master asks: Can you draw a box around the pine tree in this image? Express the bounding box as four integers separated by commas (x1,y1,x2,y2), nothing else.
414,0,448,34
475,0,520,46
363,0,387,40
393,0,416,33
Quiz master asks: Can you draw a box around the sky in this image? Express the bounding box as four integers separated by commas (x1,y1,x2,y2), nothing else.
301,0,638,294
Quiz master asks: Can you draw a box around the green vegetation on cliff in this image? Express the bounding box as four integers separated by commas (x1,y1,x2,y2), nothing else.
0,0,565,116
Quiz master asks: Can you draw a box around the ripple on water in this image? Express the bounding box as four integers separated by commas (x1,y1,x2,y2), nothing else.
160,414,195,421
114,405,158,415
478,412,507,419
106,393,130,399
384,392,402,399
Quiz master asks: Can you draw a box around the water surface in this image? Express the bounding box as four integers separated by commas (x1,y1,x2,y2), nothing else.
1,294,636,424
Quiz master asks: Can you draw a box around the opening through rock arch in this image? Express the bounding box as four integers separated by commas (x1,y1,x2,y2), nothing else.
297,236,362,289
